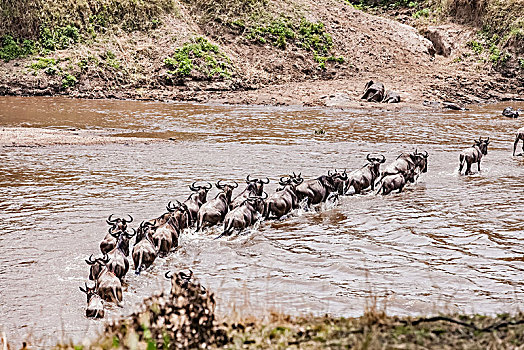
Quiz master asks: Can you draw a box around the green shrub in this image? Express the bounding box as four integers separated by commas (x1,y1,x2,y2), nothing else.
164,37,232,79
467,40,484,55
0,35,35,62
412,8,430,18
519,58,524,69
39,25,80,52
61,73,77,88
246,18,343,68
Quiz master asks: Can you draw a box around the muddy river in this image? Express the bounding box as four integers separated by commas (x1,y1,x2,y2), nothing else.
0,97,523,347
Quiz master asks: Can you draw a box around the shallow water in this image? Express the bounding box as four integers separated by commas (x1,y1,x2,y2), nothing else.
0,96,523,347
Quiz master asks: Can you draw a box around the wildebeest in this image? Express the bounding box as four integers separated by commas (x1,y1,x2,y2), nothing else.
330,169,348,195
86,254,109,282
459,137,490,175
376,168,416,195
86,255,122,303
379,150,428,182
106,230,135,281
196,180,238,231
79,282,105,318
132,223,158,275
100,214,133,254
295,171,347,206
513,127,524,156
151,216,179,256
503,107,520,118
265,175,303,219
165,270,194,290
361,80,385,102
184,182,212,223
219,193,267,238
382,90,400,103
230,175,269,210
346,154,386,194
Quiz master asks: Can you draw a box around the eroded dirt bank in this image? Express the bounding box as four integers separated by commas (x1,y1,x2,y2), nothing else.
0,0,522,109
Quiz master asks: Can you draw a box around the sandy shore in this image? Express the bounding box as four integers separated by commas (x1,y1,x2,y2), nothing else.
0,127,168,147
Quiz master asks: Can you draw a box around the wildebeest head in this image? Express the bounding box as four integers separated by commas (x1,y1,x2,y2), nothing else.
413,150,429,173
367,153,386,172
136,221,155,244
79,282,98,303
165,270,194,290
167,200,190,229
189,181,212,204
246,192,268,213
246,175,270,196
216,180,238,202
86,253,110,280
110,228,135,256
476,137,490,155
106,214,133,233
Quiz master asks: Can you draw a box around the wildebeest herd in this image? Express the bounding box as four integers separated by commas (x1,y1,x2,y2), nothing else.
80,127,524,318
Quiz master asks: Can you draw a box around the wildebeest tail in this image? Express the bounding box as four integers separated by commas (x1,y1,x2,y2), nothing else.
458,154,465,173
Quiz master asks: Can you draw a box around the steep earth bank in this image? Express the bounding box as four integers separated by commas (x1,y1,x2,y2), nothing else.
0,0,522,109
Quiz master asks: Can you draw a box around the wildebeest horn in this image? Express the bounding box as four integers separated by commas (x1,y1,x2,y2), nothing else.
231,180,238,188
166,201,177,212
189,182,199,191
179,270,193,280
486,137,490,143
261,191,268,199
165,271,173,279
79,282,88,294
328,170,334,176
423,151,428,158
99,254,110,264
261,177,270,184
123,215,133,223
292,171,297,177
367,153,372,162
125,228,136,238
380,154,386,163
279,176,290,186
216,180,225,189
246,174,255,183
106,214,117,224
204,182,212,190
85,254,96,265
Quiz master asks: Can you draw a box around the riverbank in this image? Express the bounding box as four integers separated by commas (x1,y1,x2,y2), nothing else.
51,274,524,349
0,0,522,108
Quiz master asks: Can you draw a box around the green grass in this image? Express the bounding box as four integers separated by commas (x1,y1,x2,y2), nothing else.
61,73,78,88
164,36,233,79
247,18,344,69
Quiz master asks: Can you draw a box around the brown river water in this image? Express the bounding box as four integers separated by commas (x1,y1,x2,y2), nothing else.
0,96,523,347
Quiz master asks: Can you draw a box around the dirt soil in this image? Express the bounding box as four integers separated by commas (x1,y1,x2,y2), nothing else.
0,0,522,110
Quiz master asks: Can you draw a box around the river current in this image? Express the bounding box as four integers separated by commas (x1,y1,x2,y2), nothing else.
0,96,523,346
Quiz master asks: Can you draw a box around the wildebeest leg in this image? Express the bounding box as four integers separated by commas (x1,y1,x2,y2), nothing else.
458,154,465,174
514,137,520,156
398,184,404,193
477,160,481,172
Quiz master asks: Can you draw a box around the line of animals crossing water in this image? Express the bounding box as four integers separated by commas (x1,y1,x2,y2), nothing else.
79,127,524,319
